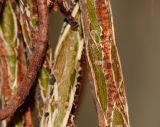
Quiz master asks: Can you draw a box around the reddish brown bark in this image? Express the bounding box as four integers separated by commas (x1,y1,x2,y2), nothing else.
0,38,14,125
0,38,12,103
17,42,27,86
24,107,32,127
17,41,33,127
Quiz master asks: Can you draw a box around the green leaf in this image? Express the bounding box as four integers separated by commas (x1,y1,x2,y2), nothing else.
0,2,17,45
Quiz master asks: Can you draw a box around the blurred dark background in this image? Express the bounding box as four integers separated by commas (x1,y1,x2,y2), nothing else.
49,0,160,126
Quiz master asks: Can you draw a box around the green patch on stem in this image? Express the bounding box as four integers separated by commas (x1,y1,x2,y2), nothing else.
112,107,125,127
86,0,107,111
111,44,122,88
87,0,101,43
39,67,49,97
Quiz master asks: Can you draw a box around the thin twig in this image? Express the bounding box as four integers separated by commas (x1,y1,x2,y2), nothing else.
24,107,32,127
0,38,12,103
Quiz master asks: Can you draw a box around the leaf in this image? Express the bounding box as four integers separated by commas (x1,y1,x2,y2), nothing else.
79,0,130,126
40,4,84,127
0,2,17,45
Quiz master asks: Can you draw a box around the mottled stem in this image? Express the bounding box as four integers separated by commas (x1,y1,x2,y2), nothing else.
0,0,48,120
79,0,106,126
79,0,129,126
0,38,12,103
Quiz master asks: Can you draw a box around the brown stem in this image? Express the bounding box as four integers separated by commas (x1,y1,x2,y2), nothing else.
17,37,33,127
17,39,27,87
0,37,14,125
24,107,32,127
0,0,48,120
0,38,12,103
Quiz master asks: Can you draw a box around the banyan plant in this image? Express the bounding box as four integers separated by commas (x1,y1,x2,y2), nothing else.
0,0,130,127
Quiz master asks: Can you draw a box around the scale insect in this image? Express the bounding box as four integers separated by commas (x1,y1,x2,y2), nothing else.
49,0,78,31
